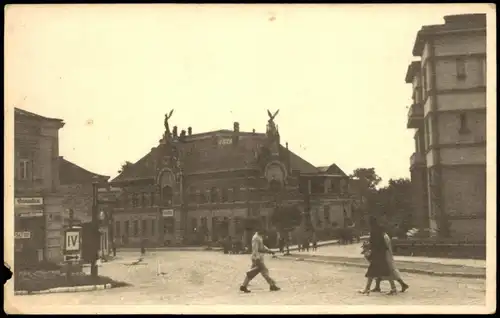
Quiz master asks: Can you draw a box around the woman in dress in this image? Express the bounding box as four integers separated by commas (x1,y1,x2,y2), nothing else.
359,217,398,295
371,229,409,293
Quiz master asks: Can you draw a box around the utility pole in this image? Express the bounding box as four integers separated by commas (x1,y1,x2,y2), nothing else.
91,181,99,279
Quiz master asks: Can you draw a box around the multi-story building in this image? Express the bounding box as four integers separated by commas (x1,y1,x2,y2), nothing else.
110,111,354,247
14,108,109,265
405,13,486,240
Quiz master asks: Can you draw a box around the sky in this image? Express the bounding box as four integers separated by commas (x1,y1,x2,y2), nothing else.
5,4,492,186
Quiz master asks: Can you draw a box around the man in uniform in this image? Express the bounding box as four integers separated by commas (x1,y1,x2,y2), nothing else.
239,228,280,293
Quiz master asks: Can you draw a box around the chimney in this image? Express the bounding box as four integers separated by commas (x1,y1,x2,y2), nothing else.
233,122,240,145
188,127,192,136
173,126,178,138
179,129,186,142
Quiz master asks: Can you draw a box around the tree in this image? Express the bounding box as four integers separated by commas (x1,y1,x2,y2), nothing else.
349,168,382,191
372,178,414,234
117,161,133,174
349,168,382,230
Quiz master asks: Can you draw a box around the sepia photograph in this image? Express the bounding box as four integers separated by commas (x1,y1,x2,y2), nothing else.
3,3,496,314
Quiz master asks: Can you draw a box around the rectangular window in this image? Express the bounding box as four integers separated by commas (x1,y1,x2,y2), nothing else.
151,219,155,236
122,193,129,207
323,206,330,223
233,187,239,202
133,220,139,236
131,193,138,207
456,58,466,80
234,217,243,235
115,221,121,237
479,57,486,85
124,220,130,237
142,219,147,236
141,193,146,207
458,113,470,134
150,192,155,206
164,217,175,234
422,67,428,99
191,218,198,232
221,189,228,202
424,118,431,149
18,159,31,180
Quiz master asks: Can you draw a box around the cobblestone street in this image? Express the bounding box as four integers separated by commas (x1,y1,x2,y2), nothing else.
9,251,486,313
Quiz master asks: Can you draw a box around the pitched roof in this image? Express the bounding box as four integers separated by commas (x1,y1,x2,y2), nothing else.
14,107,64,123
283,147,319,174
314,164,347,176
111,134,323,183
59,157,109,185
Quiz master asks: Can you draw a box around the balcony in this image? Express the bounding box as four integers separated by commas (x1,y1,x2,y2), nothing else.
407,103,424,129
410,152,426,169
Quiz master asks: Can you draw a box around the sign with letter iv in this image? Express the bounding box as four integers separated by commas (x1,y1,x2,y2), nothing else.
64,229,81,254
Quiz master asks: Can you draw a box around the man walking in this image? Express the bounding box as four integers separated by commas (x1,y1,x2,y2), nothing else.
239,228,281,293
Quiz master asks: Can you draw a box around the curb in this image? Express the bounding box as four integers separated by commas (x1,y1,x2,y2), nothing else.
270,240,341,253
280,257,486,279
14,283,113,295
117,247,224,252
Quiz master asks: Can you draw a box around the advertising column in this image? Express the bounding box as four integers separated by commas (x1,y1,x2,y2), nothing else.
14,197,45,267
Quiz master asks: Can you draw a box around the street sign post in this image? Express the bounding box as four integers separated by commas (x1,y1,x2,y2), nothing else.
64,254,81,262
64,229,82,254
63,226,82,282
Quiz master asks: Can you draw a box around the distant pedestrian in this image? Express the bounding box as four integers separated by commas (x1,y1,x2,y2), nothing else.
112,238,117,256
278,237,285,254
312,234,318,252
305,239,310,252
140,239,146,256
239,228,280,293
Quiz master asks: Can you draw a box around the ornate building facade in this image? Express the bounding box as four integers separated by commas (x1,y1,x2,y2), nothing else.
110,110,354,247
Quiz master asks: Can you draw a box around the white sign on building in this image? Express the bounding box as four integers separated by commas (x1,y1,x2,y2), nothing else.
218,138,232,146
15,197,44,206
18,211,44,218
162,209,174,217
14,231,31,239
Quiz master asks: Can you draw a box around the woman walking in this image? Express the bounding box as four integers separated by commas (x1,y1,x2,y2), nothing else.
359,217,398,296
371,230,409,293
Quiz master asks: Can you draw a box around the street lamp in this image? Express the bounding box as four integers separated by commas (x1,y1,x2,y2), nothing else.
91,178,100,279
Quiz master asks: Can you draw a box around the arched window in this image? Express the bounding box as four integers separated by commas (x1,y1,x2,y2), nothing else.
162,186,173,206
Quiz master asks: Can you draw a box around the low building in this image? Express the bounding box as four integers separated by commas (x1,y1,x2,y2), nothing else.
405,13,486,240
110,111,354,247
14,107,109,265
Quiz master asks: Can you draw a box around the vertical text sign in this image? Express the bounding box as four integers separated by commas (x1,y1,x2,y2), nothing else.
64,230,81,253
